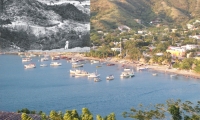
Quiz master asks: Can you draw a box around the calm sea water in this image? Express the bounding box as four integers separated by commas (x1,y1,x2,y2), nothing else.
1,55,200,119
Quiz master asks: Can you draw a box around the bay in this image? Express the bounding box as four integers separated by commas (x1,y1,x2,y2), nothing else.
1,55,200,119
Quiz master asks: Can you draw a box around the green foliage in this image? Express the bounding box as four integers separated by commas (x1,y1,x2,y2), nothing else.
63,109,79,120
80,108,93,120
124,100,200,120
21,113,33,120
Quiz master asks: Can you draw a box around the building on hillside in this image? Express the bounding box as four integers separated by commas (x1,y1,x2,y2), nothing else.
118,25,131,32
171,29,177,33
187,24,194,30
166,46,186,57
111,48,121,52
181,44,199,50
134,19,141,24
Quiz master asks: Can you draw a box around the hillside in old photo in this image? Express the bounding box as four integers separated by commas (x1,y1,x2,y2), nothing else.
0,0,90,52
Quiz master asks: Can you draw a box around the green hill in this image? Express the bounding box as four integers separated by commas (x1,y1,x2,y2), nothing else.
91,0,200,31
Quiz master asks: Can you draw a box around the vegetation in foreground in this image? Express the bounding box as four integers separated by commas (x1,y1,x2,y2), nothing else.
18,99,200,120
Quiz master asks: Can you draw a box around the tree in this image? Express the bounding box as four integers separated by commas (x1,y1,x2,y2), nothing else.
80,108,93,120
21,113,33,120
0,0,8,13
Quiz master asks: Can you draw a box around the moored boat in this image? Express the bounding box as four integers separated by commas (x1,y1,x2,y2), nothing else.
124,68,131,71
107,63,115,66
88,72,100,78
22,57,32,62
106,75,114,80
51,56,60,60
24,63,36,69
40,64,47,67
94,77,101,82
50,62,62,66
72,63,84,68
74,70,89,76
41,57,49,61
152,73,158,76
120,72,130,78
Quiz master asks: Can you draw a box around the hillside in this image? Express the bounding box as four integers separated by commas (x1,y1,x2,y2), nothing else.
91,0,200,31
0,0,90,51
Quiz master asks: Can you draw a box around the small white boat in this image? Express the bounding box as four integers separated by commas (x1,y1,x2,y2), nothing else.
124,68,131,71
137,67,148,71
88,72,100,78
152,73,157,76
94,77,101,82
127,70,135,77
51,56,60,60
170,74,177,78
120,72,130,78
72,63,84,68
22,58,32,62
70,69,81,74
24,63,36,69
50,62,62,66
40,64,47,67
106,75,114,80
74,70,89,76
41,57,49,61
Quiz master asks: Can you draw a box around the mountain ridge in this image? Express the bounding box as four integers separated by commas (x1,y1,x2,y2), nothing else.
91,0,200,31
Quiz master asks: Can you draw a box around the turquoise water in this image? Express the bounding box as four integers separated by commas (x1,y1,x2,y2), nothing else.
1,55,200,119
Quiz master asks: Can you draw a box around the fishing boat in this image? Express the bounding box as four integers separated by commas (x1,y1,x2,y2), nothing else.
96,65,102,68
106,75,114,80
24,63,36,69
91,60,100,64
72,63,84,68
94,77,101,82
124,68,131,71
40,64,47,67
152,73,158,76
22,57,32,62
74,70,89,76
70,69,81,74
127,70,135,77
51,56,60,60
88,70,100,78
41,57,49,61
120,72,130,78
50,62,62,66
170,74,177,78
107,63,115,66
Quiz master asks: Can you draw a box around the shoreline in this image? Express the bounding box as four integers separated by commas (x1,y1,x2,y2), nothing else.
2,51,200,79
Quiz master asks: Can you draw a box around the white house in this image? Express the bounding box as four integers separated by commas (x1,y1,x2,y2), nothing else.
181,44,199,50
111,48,121,52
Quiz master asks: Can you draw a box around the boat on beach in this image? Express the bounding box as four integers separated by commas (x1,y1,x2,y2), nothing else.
50,62,62,66
106,75,114,80
24,63,36,69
